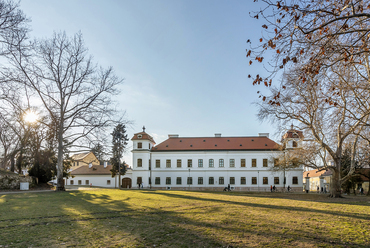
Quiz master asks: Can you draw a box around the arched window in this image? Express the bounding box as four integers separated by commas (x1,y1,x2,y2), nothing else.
137,158,142,167
138,142,142,149
292,141,298,148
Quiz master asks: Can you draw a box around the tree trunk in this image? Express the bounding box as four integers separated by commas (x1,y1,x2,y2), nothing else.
330,169,342,198
56,121,65,191
10,153,15,172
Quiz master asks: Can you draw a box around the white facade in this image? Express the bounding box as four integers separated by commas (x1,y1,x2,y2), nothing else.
131,131,303,191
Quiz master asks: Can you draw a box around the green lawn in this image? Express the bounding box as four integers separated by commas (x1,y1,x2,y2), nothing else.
0,189,369,247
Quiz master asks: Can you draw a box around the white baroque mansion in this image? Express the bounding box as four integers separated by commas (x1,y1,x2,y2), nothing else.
127,127,303,191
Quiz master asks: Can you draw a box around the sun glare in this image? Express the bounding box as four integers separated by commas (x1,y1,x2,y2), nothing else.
24,111,38,124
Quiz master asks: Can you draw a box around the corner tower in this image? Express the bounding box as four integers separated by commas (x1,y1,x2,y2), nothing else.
281,125,304,149
131,126,156,171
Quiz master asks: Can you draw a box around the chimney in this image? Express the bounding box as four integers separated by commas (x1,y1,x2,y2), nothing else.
168,134,179,138
89,163,92,168
104,161,108,168
215,133,221,137
258,133,269,138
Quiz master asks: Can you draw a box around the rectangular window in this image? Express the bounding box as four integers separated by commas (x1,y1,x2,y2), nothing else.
252,177,257,185
155,177,160,185
263,177,268,185
166,177,171,185
137,158,142,167
251,159,257,167
177,159,182,168
219,159,224,167
198,177,203,185
230,177,235,185
138,142,142,148
263,159,268,167
241,177,246,185
198,159,203,167
149,177,151,185
209,177,214,185
274,177,280,184
166,159,171,168
78,180,82,185
219,177,224,185
209,159,214,167
292,176,298,185
176,177,182,185
188,159,192,168
70,180,74,185
274,158,279,167
85,180,89,185
229,159,235,167
187,177,193,185
241,159,246,167
137,177,142,184
156,159,160,168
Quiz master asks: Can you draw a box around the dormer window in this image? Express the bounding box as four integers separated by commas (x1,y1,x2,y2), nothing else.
138,142,142,149
137,134,142,139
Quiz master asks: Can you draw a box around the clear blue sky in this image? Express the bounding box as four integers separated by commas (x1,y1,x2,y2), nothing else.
20,0,279,163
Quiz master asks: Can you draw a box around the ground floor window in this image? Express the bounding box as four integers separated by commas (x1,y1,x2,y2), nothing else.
292,176,298,185
107,180,111,185
70,180,74,185
137,177,142,185
209,177,214,185
85,180,89,185
252,177,257,185
230,177,235,185
78,180,82,185
176,177,182,185
198,177,203,185
240,177,246,185
187,177,193,185
219,177,224,185
155,177,160,185
166,177,171,185
274,177,279,184
263,177,268,185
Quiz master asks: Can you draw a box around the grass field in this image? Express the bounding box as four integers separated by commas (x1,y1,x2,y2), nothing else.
0,189,369,247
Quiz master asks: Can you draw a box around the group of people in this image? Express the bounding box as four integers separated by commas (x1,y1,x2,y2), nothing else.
223,184,231,191
270,185,291,192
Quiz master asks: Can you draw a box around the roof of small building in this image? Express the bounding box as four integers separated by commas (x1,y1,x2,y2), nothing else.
131,132,156,144
71,152,91,161
303,169,332,178
71,164,113,175
152,136,280,151
71,163,131,175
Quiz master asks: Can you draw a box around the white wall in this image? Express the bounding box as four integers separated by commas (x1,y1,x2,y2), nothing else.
131,150,303,190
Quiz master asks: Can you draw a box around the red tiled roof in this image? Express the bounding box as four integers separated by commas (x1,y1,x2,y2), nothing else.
131,132,156,144
282,129,304,140
303,169,331,178
152,136,280,151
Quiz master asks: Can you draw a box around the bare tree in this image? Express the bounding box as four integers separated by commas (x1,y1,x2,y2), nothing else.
5,32,123,190
257,60,370,197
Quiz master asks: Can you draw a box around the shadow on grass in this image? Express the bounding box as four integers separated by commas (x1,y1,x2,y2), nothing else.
141,190,370,221
1,190,369,247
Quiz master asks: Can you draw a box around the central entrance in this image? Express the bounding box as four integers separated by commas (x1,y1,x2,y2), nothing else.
122,178,132,189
